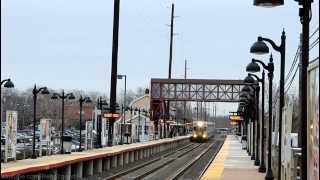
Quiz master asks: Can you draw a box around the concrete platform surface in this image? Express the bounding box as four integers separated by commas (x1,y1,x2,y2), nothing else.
1,136,188,176
201,135,265,180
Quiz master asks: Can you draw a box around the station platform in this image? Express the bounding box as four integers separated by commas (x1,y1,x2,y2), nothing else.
1,136,189,177
201,135,265,180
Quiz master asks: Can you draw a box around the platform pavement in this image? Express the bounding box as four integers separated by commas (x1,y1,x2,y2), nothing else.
1,135,188,176
201,135,265,180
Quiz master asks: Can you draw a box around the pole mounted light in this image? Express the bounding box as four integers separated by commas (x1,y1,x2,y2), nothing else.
253,0,284,7
31,84,50,159
51,90,75,154
78,96,92,151
1,79,14,88
117,74,127,145
246,55,274,180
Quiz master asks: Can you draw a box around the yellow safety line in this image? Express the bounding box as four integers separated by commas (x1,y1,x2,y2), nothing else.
201,137,230,180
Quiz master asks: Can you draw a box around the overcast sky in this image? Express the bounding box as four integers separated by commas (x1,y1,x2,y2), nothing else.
1,0,319,115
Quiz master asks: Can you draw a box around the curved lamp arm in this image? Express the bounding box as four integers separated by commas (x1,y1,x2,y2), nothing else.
258,36,281,52
1,79,10,85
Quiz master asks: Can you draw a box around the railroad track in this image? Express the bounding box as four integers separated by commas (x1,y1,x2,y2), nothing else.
101,136,225,180
170,139,224,180
103,143,201,180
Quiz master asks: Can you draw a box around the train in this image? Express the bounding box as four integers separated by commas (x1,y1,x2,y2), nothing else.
190,120,215,142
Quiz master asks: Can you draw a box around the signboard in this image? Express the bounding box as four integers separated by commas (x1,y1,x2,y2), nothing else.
5,111,17,162
308,61,319,180
229,115,242,121
85,121,93,150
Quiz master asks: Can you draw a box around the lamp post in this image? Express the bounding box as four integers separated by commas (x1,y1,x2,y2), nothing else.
245,75,261,166
78,96,92,151
240,87,254,156
246,55,274,180
245,71,266,173
31,85,50,159
51,90,75,154
118,74,126,145
1,79,14,125
253,1,314,179
251,30,285,179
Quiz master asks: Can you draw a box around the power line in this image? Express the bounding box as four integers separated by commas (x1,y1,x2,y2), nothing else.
309,27,319,39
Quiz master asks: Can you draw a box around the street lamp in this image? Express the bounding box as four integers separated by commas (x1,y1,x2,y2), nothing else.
251,31,285,178
245,71,267,173
31,84,50,159
253,2,314,179
246,55,274,180
253,0,283,7
245,75,262,167
1,79,14,88
240,88,255,157
78,96,92,152
118,74,127,145
51,90,75,154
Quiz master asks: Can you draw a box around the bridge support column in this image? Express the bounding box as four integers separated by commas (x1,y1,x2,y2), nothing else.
103,157,110,171
111,155,117,168
73,162,83,179
118,153,123,167
134,150,139,161
124,152,129,165
84,160,93,177
94,158,103,174
48,169,57,180
139,149,143,160
61,165,71,180
130,151,134,163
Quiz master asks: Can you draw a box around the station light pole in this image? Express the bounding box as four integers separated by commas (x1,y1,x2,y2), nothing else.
244,75,261,166
118,74,126,145
32,85,50,159
51,90,75,154
245,71,267,173
1,79,14,128
78,96,92,151
246,55,274,180
252,1,313,179
250,30,285,179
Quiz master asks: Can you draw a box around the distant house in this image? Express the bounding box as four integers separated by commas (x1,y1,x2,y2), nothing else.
113,94,154,144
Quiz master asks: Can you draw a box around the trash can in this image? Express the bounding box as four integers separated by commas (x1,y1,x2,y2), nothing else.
62,136,72,154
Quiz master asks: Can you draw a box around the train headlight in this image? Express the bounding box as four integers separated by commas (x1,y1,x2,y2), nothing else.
192,133,197,138
197,121,204,127
202,134,207,138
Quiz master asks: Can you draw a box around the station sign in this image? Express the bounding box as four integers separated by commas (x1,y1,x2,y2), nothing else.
103,112,120,119
229,115,242,121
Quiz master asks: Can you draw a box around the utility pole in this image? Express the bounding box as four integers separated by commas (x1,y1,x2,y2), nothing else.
183,59,187,135
108,0,121,147
168,3,175,79
165,3,175,138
